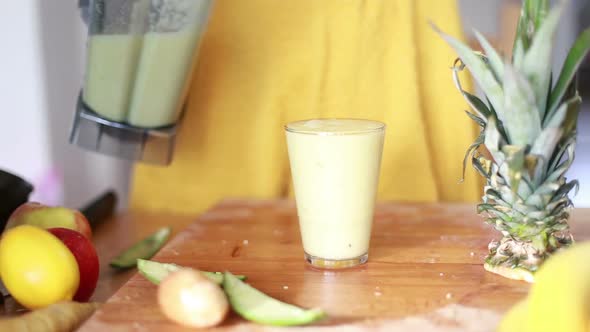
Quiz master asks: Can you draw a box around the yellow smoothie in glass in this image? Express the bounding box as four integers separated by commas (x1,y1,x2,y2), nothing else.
285,119,385,268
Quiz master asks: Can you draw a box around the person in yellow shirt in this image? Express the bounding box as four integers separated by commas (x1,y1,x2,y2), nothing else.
131,0,482,215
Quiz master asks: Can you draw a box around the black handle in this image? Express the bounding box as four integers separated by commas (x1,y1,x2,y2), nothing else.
80,190,118,229
0,169,33,233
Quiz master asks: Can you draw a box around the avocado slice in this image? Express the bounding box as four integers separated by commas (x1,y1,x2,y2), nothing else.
137,259,245,285
110,227,171,269
223,272,326,326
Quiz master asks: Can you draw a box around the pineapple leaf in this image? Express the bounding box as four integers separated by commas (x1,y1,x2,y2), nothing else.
478,204,511,222
525,0,550,33
513,3,531,51
520,172,536,191
472,155,492,179
474,30,505,83
502,145,527,193
530,128,563,179
484,117,505,164
534,181,561,196
477,203,496,213
464,111,486,127
431,23,505,120
502,64,542,146
532,98,568,170
465,93,492,121
546,144,576,183
550,180,579,203
530,156,547,190
513,39,525,70
548,133,576,172
517,178,534,200
513,0,550,53
452,59,492,120
525,194,545,210
527,210,548,220
499,182,518,204
485,97,510,141
544,94,581,135
547,27,590,116
514,201,536,216
522,5,563,117
485,187,505,203
562,95,582,136
548,135,574,170
524,155,541,180
547,197,570,214
544,98,569,128
564,74,579,100
532,233,548,252
462,131,485,181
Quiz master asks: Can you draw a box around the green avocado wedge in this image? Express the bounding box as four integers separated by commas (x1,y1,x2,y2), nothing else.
109,227,171,269
137,259,246,285
223,272,326,326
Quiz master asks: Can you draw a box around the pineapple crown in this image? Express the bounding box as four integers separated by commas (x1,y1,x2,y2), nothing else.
432,0,590,190
431,0,589,271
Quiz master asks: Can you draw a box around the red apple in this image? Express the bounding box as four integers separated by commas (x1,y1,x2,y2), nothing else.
5,202,92,239
48,227,99,302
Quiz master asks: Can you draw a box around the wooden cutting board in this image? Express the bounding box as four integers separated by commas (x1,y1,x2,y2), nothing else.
78,199,590,331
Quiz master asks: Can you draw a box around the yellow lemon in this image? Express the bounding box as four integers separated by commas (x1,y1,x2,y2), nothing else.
499,242,590,332
526,242,590,332
497,299,528,332
0,225,80,309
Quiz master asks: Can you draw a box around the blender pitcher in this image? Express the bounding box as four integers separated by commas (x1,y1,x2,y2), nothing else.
71,0,214,165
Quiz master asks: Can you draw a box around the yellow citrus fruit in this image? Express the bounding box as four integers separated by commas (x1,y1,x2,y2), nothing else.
499,242,590,332
526,242,590,332
497,299,527,332
0,225,80,309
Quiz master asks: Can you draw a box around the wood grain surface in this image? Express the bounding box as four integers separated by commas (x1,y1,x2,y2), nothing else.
77,200,590,331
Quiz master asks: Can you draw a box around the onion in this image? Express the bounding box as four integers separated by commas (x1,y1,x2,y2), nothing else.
158,269,229,328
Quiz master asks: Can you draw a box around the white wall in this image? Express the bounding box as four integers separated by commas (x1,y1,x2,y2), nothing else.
0,1,53,201
0,0,131,209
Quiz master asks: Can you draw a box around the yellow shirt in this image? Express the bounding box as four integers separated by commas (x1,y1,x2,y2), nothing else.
131,0,482,215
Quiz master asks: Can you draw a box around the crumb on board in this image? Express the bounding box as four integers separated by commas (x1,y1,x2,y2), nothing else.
446,293,453,300
439,272,444,277
243,240,249,245
374,291,382,297
283,285,289,290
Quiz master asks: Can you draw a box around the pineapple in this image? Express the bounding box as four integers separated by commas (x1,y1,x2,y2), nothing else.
433,0,590,282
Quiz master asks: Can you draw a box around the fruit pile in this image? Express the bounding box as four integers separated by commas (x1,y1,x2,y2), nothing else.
0,203,99,309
